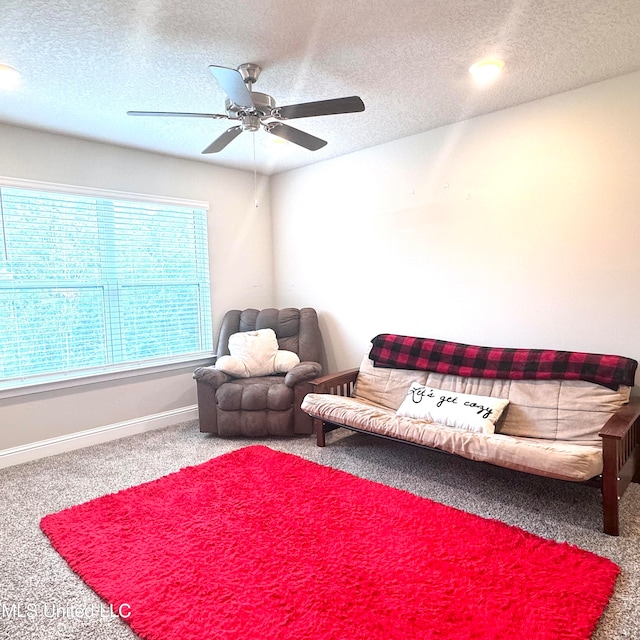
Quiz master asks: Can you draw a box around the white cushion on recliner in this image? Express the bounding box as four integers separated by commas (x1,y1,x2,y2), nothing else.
215,328,300,378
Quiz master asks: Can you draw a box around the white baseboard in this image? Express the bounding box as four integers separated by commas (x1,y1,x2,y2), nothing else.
0,405,198,470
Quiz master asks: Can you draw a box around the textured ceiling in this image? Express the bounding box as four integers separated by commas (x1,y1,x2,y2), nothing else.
2,0,640,175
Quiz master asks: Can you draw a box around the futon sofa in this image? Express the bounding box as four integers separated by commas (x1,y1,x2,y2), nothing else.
301,334,640,536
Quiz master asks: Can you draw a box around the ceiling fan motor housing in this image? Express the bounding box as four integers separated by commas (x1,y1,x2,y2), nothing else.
225,92,276,118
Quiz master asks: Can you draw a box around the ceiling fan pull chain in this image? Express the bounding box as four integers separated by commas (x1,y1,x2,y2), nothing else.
253,134,258,209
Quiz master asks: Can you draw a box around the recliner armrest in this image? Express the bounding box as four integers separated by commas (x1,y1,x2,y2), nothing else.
193,366,230,389
284,361,323,387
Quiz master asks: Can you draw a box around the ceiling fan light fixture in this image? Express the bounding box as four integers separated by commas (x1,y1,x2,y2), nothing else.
0,64,21,90
469,59,504,84
241,115,261,132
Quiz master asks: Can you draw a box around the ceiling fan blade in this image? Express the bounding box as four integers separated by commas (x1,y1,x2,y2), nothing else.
274,96,365,120
201,126,243,154
209,65,255,109
266,123,327,151
127,110,227,119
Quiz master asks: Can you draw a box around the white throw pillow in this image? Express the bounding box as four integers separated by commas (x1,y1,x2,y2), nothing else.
396,382,509,434
215,328,300,378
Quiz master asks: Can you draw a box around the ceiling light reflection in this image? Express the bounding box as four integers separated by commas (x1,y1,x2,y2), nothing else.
469,59,504,84
0,64,22,90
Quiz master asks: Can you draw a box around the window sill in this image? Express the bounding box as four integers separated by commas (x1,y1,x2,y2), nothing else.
0,357,216,400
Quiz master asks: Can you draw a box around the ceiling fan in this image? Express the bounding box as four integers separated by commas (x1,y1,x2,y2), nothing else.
127,63,365,154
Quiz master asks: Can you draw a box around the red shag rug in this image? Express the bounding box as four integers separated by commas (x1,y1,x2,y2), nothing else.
41,445,618,640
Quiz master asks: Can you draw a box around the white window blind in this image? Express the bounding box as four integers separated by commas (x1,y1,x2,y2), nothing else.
0,180,213,390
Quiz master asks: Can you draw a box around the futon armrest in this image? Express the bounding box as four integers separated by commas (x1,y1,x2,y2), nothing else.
309,368,359,395
599,397,640,440
284,361,323,387
193,366,230,389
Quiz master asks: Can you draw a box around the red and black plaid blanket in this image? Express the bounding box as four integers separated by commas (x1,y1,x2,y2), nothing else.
369,334,637,390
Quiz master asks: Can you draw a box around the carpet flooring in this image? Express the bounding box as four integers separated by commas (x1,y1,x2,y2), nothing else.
1,421,639,639
40,445,619,640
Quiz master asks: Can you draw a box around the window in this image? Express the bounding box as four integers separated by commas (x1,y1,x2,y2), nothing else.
0,178,213,391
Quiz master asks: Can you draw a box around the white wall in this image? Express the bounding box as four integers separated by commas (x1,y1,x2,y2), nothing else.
5,70,640,454
271,71,640,380
0,124,274,450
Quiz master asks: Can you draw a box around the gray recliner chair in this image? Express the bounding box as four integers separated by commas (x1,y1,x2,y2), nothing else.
193,308,323,436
